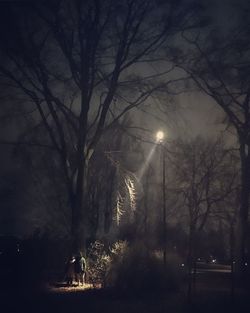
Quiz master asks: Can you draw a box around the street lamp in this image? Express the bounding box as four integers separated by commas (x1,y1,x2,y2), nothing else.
156,130,167,266
156,131,164,143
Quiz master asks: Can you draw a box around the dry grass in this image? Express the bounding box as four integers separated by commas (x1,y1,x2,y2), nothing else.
45,282,101,293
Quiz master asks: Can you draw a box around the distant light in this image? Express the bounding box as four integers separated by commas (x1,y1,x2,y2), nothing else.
212,259,217,263
181,263,185,267
156,131,164,143
245,262,248,266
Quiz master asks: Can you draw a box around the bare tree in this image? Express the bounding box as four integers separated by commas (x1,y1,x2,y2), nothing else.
0,0,201,252
170,136,237,299
86,118,140,240
180,10,250,273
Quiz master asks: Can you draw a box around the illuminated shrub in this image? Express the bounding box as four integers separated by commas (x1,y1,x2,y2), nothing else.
86,241,110,287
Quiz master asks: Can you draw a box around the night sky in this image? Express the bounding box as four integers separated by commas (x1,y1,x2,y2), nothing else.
0,0,246,236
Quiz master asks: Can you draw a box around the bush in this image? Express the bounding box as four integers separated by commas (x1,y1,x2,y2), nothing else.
87,241,111,287
87,240,183,293
106,242,183,293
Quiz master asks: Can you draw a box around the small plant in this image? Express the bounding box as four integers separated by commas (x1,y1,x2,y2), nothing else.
87,240,129,287
87,241,110,287
110,240,129,259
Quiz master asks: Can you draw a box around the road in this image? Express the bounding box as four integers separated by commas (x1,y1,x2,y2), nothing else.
195,262,231,274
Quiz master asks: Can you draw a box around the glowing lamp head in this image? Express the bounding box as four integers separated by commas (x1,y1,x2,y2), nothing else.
156,131,164,143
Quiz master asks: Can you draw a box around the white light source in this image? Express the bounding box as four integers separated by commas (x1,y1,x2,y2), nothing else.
156,130,164,142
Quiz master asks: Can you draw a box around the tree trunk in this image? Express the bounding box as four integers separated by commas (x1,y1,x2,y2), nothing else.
71,156,89,255
187,225,195,303
230,221,235,302
235,140,250,277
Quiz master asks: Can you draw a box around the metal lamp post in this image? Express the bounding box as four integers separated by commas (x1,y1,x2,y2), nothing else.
156,131,167,266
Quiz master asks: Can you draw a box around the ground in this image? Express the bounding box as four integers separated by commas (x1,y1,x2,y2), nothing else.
1,264,250,313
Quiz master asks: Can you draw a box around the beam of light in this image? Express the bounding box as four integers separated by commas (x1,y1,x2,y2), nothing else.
114,145,157,225
113,130,165,224
137,143,157,181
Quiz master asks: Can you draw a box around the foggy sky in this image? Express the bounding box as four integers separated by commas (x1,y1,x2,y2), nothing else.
0,0,245,237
